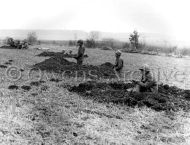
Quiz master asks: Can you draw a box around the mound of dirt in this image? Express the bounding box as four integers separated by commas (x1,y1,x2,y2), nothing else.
50,78,60,82
37,51,65,57
21,85,31,91
4,62,12,65
37,51,88,58
68,81,190,112
0,65,7,68
100,62,114,68
8,85,19,90
30,81,45,87
20,68,24,72
33,55,116,79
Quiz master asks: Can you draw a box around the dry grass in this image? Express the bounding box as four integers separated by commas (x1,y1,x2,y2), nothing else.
0,45,190,144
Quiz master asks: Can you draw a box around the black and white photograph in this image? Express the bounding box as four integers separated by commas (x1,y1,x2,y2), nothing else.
0,0,190,144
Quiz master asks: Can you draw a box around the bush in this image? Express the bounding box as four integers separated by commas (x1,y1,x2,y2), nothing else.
179,48,190,56
129,30,139,49
27,32,37,45
85,39,96,48
68,40,76,46
96,38,130,50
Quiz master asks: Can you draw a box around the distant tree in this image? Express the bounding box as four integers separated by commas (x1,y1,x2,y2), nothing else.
129,30,139,49
27,32,38,45
86,31,100,48
89,31,100,41
85,39,95,48
68,40,76,46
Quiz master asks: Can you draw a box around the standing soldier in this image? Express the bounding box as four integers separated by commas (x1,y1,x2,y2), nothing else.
74,40,85,65
114,50,124,78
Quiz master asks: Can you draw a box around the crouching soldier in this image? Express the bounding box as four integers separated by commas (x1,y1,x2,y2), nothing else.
22,41,28,49
114,50,124,78
131,64,157,93
74,40,85,65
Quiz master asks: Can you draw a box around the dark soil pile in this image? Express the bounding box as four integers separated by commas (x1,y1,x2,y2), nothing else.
0,65,7,68
21,85,31,91
37,51,88,58
30,81,45,87
4,62,12,65
33,55,116,79
37,51,65,57
8,85,19,90
68,81,190,112
50,78,60,82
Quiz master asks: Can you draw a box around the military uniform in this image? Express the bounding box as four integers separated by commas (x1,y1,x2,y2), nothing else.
138,71,157,92
115,58,124,77
75,40,85,65
76,46,85,65
114,50,124,78
128,65,157,93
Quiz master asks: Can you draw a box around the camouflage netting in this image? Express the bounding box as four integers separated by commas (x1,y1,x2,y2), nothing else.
68,81,190,112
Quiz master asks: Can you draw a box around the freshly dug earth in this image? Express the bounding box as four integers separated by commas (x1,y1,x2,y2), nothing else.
33,53,190,112
8,85,19,90
68,81,190,112
30,81,45,87
21,85,31,91
0,65,7,68
37,51,88,58
33,54,116,79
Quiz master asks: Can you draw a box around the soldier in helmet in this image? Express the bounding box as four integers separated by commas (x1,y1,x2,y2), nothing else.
114,50,124,78
131,64,157,93
22,41,28,49
15,40,22,49
74,40,85,65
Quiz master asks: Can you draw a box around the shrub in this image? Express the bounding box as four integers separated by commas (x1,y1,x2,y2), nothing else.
97,38,130,50
27,32,37,45
179,48,190,56
85,39,96,48
68,40,76,46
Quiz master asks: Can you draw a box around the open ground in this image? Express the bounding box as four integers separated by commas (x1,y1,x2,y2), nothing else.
0,44,190,145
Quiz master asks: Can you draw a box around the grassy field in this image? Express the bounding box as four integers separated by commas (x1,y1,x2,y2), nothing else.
0,45,190,145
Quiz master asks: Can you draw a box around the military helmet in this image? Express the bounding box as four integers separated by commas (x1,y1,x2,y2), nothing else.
115,50,122,56
77,40,83,45
139,64,150,72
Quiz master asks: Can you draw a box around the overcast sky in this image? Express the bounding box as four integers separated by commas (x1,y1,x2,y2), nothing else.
0,0,190,46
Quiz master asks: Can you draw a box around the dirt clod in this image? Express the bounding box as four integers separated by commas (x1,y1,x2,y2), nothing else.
4,62,12,65
73,132,78,137
30,81,45,87
50,78,60,82
8,85,19,90
0,65,7,68
21,85,31,91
